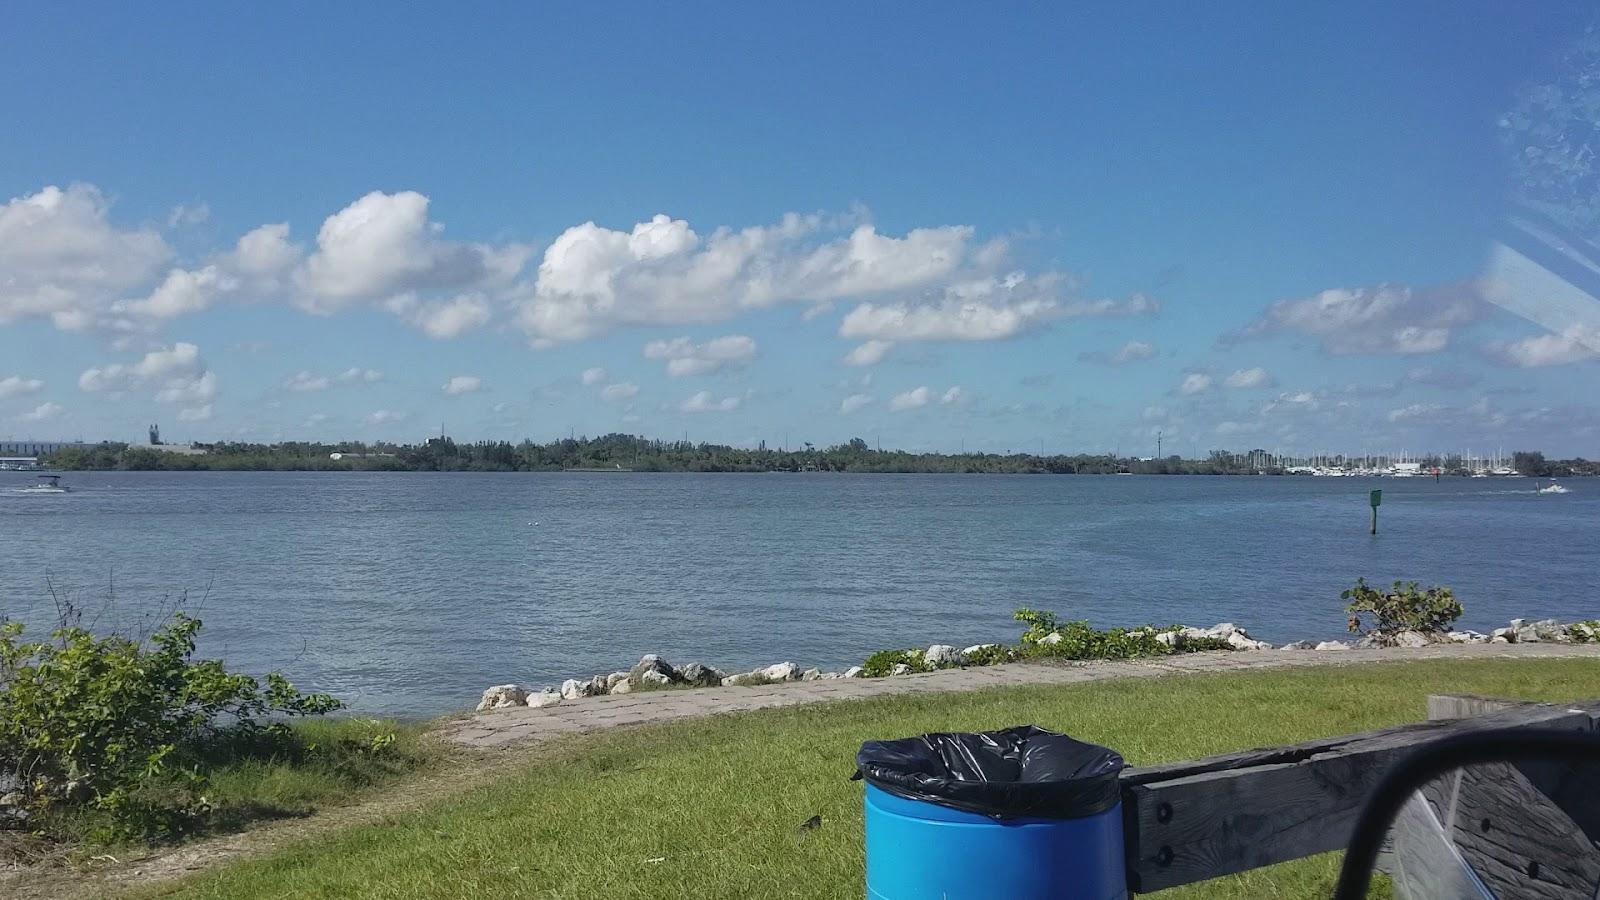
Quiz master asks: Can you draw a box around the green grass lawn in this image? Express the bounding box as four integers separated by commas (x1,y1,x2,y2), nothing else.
140,658,1600,899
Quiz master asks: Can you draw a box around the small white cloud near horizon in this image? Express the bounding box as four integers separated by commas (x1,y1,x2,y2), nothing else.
1223,367,1274,389
601,382,640,401
339,367,383,383
840,393,873,414
643,335,757,377
940,386,965,405
285,371,331,392
1179,373,1213,395
1080,340,1156,366
18,401,63,422
0,376,45,399
679,390,740,413
890,386,933,411
443,375,482,395
366,409,408,425
843,340,894,367
581,367,608,385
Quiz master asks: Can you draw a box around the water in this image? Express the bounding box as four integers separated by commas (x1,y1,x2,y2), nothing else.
1,471,1594,716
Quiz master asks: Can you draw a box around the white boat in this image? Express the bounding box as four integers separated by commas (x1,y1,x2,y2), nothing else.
16,474,68,494
1538,481,1570,495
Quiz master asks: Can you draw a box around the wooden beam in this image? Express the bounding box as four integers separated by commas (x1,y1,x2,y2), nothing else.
1120,701,1600,893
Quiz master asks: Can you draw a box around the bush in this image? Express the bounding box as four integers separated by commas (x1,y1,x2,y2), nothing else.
860,649,931,678
0,613,342,841
962,644,1014,666
1342,579,1462,640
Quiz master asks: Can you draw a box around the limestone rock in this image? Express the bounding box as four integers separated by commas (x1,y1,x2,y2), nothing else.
1490,627,1515,643
561,678,599,700
801,668,822,681
589,675,610,695
476,684,527,712
818,672,843,679
1281,640,1316,650
761,662,801,681
962,643,1001,658
605,671,631,691
721,671,767,687
890,663,913,676
1156,631,1184,649
843,666,865,678
526,688,563,708
1207,623,1244,640
924,644,964,667
1315,640,1352,651
1392,630,1432,649
1446,631,1487,644
640,670,673,687
1226,631,1272,651
630,654,677,683
610,679,634,695
677,663,726,687
1039,632,1063,646
1533,619,1568,642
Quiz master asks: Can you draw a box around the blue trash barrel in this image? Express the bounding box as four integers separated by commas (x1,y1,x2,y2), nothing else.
858,726,1128,900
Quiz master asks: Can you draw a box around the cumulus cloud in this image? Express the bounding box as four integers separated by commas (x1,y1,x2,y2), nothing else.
679,390,740,413
366,409,408,425
843,339,894,367
1223,367,1274,389
840,393,873,414
1387,402,1445,423
1179,373,1213,395
78,342,217,419
285,371,331,392
384,292,493,339
18,401,63,422
0,185,171,330
940,386,965,405
581,367,608,385
442,375,482,395
643,334,757,376
1484,326,1599,367
840,279,1154,344
890,386,932,411
514,213,977,343
166,203,210,228
601,382,639,401
1236,283,1479,355
339,367,383,383
1079,340,1156,366
0,376,44,399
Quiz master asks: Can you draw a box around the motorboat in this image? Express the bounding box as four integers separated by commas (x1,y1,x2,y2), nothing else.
1538,481,1571,495
16,474,69,494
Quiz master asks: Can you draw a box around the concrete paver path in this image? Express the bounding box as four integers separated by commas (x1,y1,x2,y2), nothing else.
444,643,1600,749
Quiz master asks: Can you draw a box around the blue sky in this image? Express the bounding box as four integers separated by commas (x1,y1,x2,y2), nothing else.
3,3,1598,455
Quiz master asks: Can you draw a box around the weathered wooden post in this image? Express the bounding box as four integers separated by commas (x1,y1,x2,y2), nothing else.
1370,489,1382,535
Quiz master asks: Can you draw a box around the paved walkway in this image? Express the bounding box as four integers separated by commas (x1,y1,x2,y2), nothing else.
442,643,1600,749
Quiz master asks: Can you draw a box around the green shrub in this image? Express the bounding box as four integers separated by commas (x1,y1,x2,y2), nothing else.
1016,619,1172,661
962,644,1014,666
860,649,931,678
0,613,342,842
1341,579,1462,639
1567,621,1600,643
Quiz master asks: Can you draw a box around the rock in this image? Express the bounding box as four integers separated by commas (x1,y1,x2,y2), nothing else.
640,670,673,687
1039,632,1063,646
1572,622,1600,641
1392,630,1432,649
677,663,726,687
1533,619,1568,642
721,671,767,687
1490,634,1511,644
526,688,563,707
1281,640,1316,650
1354,634,1384,649
842,666,865,678
761,662,801,682
1515,626,1541,643
0,791,23,807
801,668,822,681
1156,631,1184,649
1509,618,1526,631
630,654,677,683
1490,626,1515,643
818,672,843,679
589,674,610,695
1446,631,1487,644
890,663,913,676
962,643,1000,657
1226,632,1272,651
1206,623,1245,640
1315,640,1352,651
476,684,527,712
605,671,631,691
561,678,599,700
610,679,634,695
924,644,964,667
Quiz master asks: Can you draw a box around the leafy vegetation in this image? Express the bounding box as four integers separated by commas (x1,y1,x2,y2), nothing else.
1342,579,1462,641
859,649,932,678
142,659,1600,900
0,612,427,846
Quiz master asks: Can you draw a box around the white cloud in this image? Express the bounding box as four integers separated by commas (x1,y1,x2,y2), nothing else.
1179,373,1214,395
385,292,493,339
339,367,383,383
166,203,210,228
232,223,301,278
1239,284,1478,355
0,376,44,399
285,371,331,392
581,367,608,386
126,265,236,319
1080,339,1156,366
679,390,740,413
366,409,408,425
840,393,873,414
1223,367,1274,389
843,339,894,367
940,386,965,405
1485,326,1599,367
601,382,639,401
1388,402,1444,423
442,375,482,395
0,184,171,330
177,402,212,422
840,279,1155,344
78,342,217,420
643,334,758,376
19,401,62,422
890,386,932,411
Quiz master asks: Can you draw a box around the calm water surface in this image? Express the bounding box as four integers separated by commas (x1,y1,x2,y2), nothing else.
1,471,1594,715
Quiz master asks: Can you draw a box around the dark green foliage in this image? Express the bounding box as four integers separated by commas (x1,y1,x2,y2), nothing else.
962,644,1014,666
860,649,931,678
1342,579,1463,639
0,613,343,842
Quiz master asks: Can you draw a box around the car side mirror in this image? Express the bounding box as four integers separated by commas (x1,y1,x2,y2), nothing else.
1333,729,1600,899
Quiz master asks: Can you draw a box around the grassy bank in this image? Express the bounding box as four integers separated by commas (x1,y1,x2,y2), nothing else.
141,657,1600,900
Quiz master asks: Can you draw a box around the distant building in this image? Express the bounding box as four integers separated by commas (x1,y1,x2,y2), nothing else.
0,440,94,456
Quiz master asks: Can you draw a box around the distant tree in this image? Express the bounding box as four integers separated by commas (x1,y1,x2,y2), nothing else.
1513,450,1550,477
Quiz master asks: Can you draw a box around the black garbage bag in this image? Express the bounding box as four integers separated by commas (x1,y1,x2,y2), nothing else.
856,725,1124,819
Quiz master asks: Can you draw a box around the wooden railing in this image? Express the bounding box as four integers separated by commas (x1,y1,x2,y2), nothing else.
1118,695,1600,894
